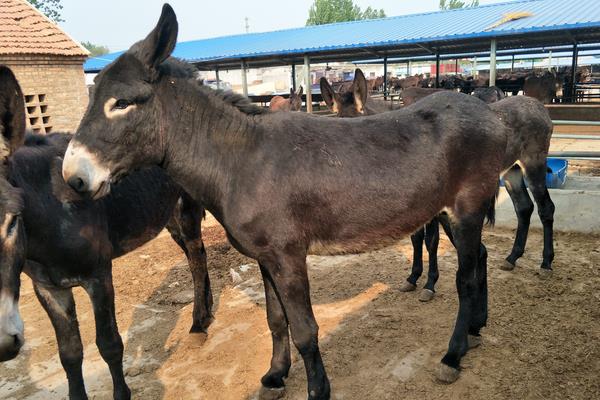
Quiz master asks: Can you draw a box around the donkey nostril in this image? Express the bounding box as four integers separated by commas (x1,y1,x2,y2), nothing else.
67,176,87,193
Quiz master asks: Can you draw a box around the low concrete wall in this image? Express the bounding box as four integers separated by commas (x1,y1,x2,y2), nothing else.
495,186,600,233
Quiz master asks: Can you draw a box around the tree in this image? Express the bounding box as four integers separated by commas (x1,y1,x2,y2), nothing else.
81,41,110,57
27,0,63,23
439,0,479,10
306,0,386,26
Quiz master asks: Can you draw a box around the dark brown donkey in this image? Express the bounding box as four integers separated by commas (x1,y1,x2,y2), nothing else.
270,86,303,111
0,65,212,400
323,73,554,301
62,4,511,398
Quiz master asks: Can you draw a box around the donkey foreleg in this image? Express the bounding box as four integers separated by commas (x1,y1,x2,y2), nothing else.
259,251,330,400
439,211,487,383
33,284,87,400
83,272,130,400
166,193,213,333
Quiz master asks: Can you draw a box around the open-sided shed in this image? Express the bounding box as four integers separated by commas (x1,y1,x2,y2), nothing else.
85,0,600,110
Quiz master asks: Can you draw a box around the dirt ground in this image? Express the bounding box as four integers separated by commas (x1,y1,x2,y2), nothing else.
1,215,599,400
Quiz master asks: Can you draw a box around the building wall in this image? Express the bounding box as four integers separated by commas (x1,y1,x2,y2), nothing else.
0,55,88,133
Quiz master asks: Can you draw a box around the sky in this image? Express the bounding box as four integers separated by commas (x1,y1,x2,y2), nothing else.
58,0,513,52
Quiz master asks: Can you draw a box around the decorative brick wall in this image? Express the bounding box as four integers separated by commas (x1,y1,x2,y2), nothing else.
0,55,88,133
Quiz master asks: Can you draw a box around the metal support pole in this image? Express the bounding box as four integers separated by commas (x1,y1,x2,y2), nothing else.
571,43,579,103
548,50,553,71
408,60,413,76
455,58,458,75
511,54,515,72
489,39,497,87
291,63,296,91
383,55,388,99
215,68,220,90
304,55,312,113
241,60,248,96
473,56,478,77
435,52,440,88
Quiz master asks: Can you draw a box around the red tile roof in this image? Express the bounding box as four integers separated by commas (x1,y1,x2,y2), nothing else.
0,0,88,57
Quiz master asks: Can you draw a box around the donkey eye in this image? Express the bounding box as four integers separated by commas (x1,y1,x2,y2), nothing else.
114,99,131,109
7,214,18,236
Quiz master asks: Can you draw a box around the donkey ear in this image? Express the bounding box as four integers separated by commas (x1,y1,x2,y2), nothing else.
319,77,339,112
352,69,368,114
0,66,26,161
134,4,178,73
297,86,303,96
290,87,294,95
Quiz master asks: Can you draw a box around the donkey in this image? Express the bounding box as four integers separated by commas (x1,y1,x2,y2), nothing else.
322,73,554,300
0,65,212,400
320,69,392,117
400,87,447,106
62,4,512,398
269,87,303,112
472,86,506,103
523,70,564,104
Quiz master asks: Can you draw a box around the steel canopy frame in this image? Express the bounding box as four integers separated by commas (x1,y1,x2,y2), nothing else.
189,28,600,71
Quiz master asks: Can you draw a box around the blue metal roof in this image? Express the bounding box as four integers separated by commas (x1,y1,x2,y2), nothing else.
85,0,600,72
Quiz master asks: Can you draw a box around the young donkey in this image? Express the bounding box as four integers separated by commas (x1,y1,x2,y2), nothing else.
63,5,510,398
269,86,303,112
0,66,213,400
322,71,555,300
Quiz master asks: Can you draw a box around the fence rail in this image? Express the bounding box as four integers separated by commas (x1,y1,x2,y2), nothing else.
550,120,600,159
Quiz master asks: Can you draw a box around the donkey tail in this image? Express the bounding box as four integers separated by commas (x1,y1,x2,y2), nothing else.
485,182,500,227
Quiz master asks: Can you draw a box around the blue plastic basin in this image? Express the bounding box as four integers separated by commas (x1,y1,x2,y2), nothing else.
500,158,568,189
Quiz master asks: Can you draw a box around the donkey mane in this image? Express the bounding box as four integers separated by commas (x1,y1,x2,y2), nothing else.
208,89,268,116
159,57,267,116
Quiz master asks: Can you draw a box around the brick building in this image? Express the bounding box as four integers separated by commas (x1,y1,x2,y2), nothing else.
0,0,88,133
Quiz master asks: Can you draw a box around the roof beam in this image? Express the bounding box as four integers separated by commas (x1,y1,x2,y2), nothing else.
415,43,435,54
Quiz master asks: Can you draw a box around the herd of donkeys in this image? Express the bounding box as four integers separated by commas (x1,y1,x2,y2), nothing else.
0,4,558,400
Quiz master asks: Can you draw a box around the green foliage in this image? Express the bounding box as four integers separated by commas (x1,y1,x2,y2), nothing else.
306,0,386,26
439,0,480,10
27,0,63,23
81,41,110,57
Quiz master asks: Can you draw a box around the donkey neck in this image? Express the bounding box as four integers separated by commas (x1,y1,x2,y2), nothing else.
159,80,263,216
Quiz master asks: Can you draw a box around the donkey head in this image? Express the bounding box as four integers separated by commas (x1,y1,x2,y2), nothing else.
0,66,27,362
320,68,369,117
63,4,179,199
289,86,303,111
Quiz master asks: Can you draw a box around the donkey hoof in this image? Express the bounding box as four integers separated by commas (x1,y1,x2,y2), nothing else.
399,281,417,292
259,385,286,400
468,334,482,349
437,363,460,383
538,268,553,280
500,260,516,271
418,289,435,302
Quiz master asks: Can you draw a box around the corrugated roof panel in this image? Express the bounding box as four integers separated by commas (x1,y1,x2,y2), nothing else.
85,0,600,72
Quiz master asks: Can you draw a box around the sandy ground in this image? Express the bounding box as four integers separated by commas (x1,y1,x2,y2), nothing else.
1,215,599,400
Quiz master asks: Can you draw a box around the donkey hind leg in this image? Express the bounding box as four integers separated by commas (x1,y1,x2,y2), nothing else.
420,218,440,302
83,272,130,400
34,284,88,400
166,193,213,333
503,165,534,270
401,227,425,292
258,263,291,399
259,251,330,400
439,210,487,383
523,161,556,275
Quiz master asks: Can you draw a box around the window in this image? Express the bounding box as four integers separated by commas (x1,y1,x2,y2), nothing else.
24,94,52,133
